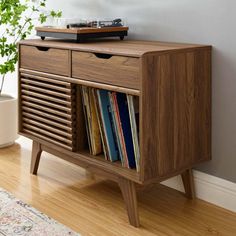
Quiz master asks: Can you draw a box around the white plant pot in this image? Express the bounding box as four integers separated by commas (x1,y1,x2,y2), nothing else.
0,94,18,148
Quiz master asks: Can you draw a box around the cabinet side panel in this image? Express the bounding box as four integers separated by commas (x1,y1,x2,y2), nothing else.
141,49,211,182
173,52,195,170
140,54,175,180
193,50,212,164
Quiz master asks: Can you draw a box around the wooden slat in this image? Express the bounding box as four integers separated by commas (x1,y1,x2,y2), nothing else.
22,107,72,127
23,123,72,145
72,77,140,96
22,101,72,119
21,95,72,113
22,117,72,138
22,129,72,151
22,111,72,130
21,89,72,105
21,84,72,100
21,72,71,87
21,78,72,93
20,69,140,96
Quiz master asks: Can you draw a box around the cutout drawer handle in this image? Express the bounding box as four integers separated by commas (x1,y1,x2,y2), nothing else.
36,46,50,52
94,53,113,59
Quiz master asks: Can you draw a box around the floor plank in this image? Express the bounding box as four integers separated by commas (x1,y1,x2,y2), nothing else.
0,137,236,236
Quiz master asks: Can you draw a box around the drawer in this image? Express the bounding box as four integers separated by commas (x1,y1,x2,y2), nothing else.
72,51,140,90
20,45,69,76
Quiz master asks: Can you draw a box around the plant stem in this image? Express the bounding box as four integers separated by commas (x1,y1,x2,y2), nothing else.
0,9,34,96
0,74,6,95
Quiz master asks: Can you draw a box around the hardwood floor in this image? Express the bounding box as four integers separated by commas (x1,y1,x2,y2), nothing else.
0,137,236,236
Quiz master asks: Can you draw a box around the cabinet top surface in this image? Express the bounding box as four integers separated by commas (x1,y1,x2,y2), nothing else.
19,39,211,57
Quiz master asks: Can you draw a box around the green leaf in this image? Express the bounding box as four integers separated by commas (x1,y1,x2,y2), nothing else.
39,13,47,23
0,0,63,91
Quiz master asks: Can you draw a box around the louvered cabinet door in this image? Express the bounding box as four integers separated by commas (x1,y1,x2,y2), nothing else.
19,73,77,151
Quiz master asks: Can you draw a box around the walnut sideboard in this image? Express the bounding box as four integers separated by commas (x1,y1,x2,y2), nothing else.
18,39,211,227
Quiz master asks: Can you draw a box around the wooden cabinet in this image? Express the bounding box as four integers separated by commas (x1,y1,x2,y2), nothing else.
18,39,212,227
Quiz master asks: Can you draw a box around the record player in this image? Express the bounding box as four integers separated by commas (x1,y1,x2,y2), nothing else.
36,18,129,41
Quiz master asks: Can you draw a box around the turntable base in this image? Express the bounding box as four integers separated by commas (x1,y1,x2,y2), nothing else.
36,26,129,41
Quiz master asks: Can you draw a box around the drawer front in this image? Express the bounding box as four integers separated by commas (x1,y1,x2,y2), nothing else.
20,45,69,76
19,73,76,151
72,51,140,89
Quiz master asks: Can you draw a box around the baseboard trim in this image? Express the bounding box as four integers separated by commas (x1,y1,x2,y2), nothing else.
161,170,236,213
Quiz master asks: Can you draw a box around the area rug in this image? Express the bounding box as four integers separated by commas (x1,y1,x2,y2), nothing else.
0,188,80,236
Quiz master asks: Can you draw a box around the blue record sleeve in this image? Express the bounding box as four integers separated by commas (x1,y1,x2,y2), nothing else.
97,90,119,161
116,93,136,168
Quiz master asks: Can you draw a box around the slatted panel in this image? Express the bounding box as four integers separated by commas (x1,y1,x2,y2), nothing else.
22,108,72,127
20,73,76,151
21,95,72,112
22,101,72,119
21,84,72,100
21,90,72,105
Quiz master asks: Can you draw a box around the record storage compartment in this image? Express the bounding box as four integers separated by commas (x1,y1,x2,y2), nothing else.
77,84,141,172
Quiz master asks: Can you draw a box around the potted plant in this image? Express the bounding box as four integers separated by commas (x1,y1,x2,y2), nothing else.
0,0,61,147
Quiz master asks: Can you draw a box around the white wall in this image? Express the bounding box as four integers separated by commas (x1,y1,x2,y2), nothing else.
5,0,236,182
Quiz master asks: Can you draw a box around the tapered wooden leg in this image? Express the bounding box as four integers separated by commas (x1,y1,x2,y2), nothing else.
181,169,196,199
118,178,140,227
30,141,42,175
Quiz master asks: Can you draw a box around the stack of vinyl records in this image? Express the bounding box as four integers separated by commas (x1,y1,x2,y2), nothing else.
81,86,140,172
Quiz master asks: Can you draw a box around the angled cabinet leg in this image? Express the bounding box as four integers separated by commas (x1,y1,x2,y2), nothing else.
118,177,140,227
181,169,196,199
30,141,42,175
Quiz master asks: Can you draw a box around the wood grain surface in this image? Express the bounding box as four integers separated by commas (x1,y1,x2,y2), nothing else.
30,140,42,174
0,138,235,236
20,45,70,76
72,51,140,89
140,49,211,181
19,39,211,57
19,73,77,151
18,39,212,227
20,69,140,96
181,169,196,199
119,177,140,227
